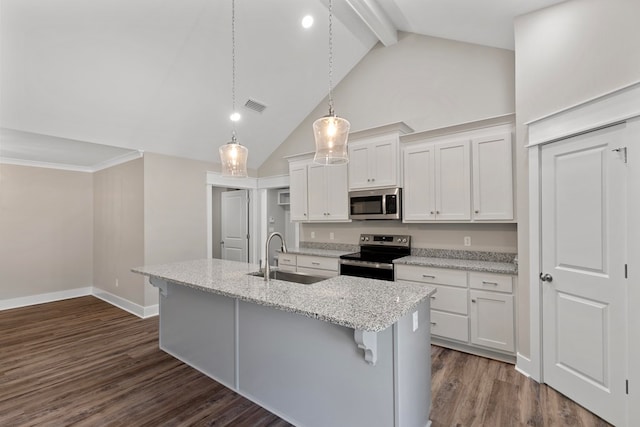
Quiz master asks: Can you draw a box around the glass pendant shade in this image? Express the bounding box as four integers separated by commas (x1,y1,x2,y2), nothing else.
313,114,350,165
219,139,248,177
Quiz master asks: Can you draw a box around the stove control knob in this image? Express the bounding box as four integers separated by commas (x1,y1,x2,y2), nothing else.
397,238,402,242
361,236,365,241
402,238,407,243
364,237,369,241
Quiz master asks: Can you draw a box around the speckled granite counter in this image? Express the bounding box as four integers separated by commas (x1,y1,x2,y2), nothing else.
394,256,517,275
133,258,434,332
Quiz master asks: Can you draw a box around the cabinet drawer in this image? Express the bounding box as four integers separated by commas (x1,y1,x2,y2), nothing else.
296,255,338,272
278,254,297,267
297,266,338,278
430,285,468,315
277,264,297,273
430,311,469,343
469,272,513,293
396,265,467,288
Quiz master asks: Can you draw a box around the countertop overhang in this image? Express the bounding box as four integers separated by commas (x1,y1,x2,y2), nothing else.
133,258,435,332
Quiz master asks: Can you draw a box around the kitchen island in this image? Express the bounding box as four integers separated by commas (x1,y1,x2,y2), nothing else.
133,258,435,427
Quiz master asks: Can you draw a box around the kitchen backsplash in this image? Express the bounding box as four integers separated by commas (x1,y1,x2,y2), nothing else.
300,222,517,253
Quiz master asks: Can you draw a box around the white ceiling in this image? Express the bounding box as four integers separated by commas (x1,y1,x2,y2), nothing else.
0,0,565,172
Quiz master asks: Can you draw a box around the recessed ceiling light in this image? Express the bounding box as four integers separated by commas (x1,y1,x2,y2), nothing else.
230,112,241,122
301,15,314,29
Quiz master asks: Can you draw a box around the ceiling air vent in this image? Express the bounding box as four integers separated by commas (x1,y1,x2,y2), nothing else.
244,98,267,113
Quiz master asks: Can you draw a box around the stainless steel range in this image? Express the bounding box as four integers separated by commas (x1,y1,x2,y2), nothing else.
339,234,411,281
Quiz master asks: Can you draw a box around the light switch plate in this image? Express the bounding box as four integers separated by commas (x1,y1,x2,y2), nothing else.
412,311,418,331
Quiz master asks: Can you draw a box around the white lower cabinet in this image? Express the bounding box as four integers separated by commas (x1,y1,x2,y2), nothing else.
470,289,514,353
277,254,297,272
277,254,339,278
296,255,339,278
396,264,516,361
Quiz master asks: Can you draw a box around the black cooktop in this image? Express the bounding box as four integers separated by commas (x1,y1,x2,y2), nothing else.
340,234,411,264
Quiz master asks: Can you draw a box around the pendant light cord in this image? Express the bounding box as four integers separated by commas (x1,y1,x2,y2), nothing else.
231,0,237,141
328,0,334,116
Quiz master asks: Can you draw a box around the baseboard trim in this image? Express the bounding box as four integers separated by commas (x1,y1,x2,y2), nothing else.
92,288,158,319
0,287,92,311
1,287,159,319
516,352,535,380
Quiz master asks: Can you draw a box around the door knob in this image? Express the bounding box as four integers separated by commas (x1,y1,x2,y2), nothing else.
540,273,553,282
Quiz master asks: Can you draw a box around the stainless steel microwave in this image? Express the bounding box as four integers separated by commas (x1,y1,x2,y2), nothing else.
349,188,402,220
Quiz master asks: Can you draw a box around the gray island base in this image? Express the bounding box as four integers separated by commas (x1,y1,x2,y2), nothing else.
133,259,435,427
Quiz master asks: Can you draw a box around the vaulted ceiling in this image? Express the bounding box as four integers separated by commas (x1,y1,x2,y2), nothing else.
0,0,565,171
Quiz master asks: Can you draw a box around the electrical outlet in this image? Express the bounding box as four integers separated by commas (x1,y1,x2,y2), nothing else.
311,231,316,239
329,232,334,240
412,311,419,331
464,236,471,246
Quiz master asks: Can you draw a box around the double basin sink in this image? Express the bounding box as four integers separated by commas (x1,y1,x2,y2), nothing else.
247,269,325,285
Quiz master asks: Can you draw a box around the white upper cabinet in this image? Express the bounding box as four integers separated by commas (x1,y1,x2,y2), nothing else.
289,161,309,221
471,133,514,220
402,121,515,223
435,140,471,220
307,163,349,221
403,145,436,221
348,136,398,190
348,134,401,190
288,157,349,223
403,140,470,221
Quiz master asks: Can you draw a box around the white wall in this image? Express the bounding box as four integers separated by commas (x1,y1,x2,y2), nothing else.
93,158,145,306
258,32,515,177
0,164,93,301
514,0,640,360
143,152,217,305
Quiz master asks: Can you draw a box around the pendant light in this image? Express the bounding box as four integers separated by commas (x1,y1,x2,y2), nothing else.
219,0,248,177
313,0,350,165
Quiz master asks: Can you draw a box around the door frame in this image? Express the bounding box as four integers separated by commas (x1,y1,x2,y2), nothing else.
525,81,640,424
207,173,259,264
207,172,296,266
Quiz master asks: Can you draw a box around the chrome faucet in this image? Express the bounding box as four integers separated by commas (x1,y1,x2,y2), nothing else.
264,232,287,281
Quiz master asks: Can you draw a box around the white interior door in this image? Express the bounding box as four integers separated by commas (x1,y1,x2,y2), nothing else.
221,190,248,262
541,125,627,426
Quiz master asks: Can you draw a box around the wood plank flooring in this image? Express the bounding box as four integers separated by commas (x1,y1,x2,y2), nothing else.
0,296,610,427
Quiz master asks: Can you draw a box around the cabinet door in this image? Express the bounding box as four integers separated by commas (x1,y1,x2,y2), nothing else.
470,290,514,353
403,145,436,221
325,163,349,220
348,143,370,190
371,140,397,187
472,134,513,220
435,140,471,220
307,164,327,221
289,164,308,221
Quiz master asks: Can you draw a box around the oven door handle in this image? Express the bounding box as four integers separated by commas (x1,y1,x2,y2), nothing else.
339,259,395,270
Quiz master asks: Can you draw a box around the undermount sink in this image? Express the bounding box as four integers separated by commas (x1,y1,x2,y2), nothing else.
247,269,325,285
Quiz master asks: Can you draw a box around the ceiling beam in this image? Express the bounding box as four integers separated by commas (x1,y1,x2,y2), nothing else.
345,0,398,46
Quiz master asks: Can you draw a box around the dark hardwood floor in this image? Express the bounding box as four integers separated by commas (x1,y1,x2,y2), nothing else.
0,296,610,426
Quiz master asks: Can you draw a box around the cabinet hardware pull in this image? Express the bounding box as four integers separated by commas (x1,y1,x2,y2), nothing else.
367,178,371,182
430,321,437,326
430,296,436,299
471,299,477,303
430,211,435,215
422,274,436,279
482,281,498,285
475,210,479,214
312,262,320,266
436,211,440,214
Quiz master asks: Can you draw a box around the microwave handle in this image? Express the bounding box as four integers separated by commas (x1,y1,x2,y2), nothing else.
382,194,386,215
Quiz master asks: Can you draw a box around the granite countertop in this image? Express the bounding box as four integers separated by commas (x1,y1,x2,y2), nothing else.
133,258,435,333
278,247,353,258
394,256,517,275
